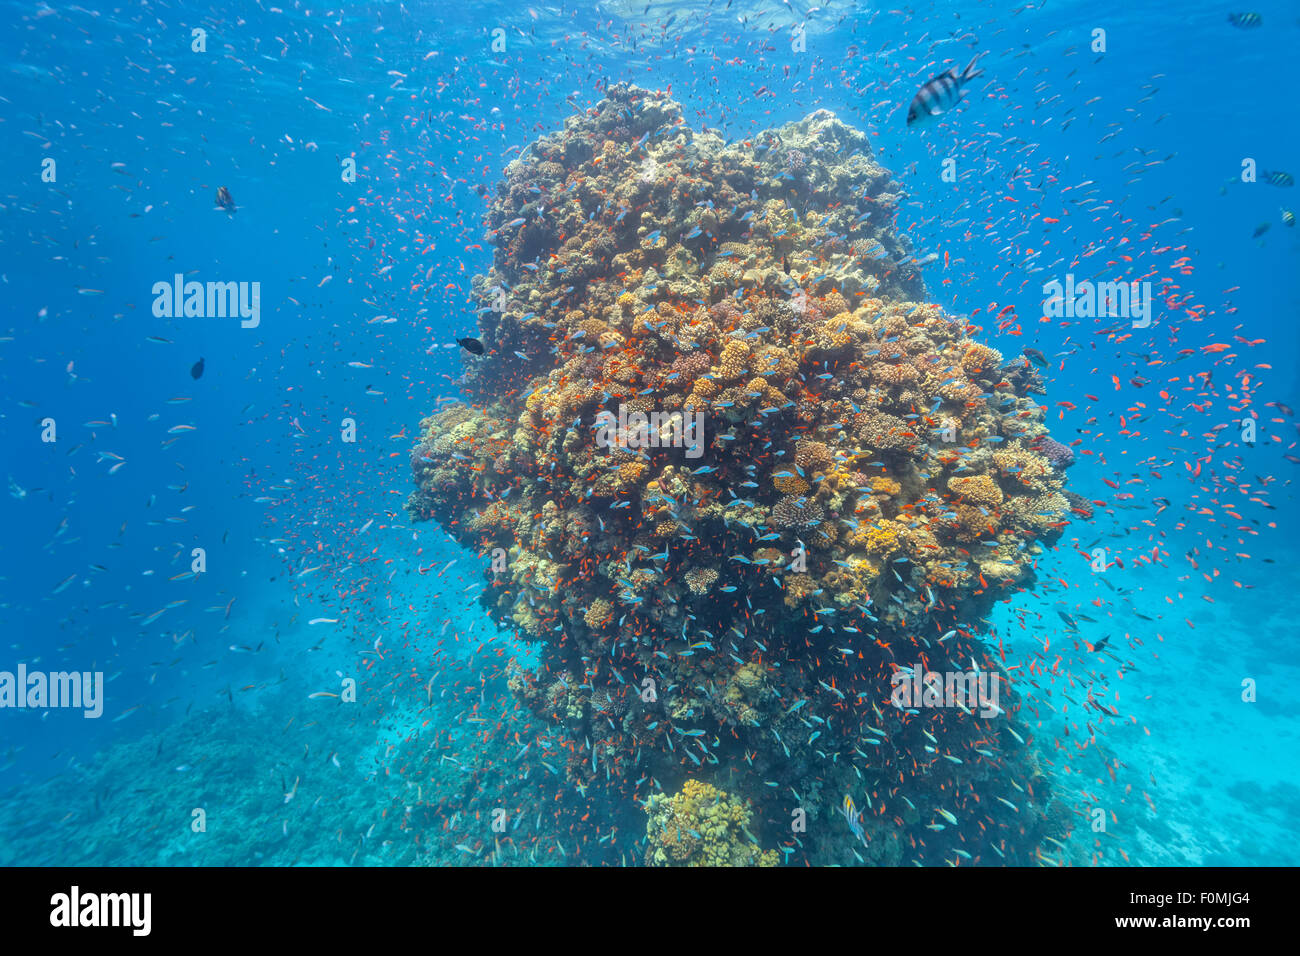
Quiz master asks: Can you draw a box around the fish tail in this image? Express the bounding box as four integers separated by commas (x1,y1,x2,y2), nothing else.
961,51,987,83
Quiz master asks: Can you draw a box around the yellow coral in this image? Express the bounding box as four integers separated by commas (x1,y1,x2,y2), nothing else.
868,476,901,496
829,555,882,604
524,388,547,412
692,377,718,399
714,341,751,383
863,520,902,556
584,599,613,629
644,780,778,867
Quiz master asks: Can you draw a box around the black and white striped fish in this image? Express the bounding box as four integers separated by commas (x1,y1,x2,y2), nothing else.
906,53,987,127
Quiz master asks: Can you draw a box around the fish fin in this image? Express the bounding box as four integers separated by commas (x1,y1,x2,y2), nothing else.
961,51,987,83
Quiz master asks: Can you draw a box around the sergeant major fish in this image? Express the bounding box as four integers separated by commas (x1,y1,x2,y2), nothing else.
906,52,987,127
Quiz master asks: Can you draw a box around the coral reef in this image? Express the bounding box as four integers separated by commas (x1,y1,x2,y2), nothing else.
408,85,1077,865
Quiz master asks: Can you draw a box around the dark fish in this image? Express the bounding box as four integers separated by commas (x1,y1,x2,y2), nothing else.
1022,347,1048,368
1262,170,1294,187
907,53,986,127
783,254,790,275
1252,222,1271,238
456,337,485,355
1057,610,1079,630
1227,12,1262,28
215,186,236,213
190,357,205,380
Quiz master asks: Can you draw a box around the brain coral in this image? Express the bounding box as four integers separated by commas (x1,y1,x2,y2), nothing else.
407,84,1078,867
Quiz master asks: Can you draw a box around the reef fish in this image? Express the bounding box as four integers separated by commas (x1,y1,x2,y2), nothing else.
456,337,485,355
841,795,869,847
906,53,987,127
1022,347,1048,368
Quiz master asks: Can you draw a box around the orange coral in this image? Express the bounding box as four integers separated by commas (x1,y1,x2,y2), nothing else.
961,343,1002,376
772,470,810,495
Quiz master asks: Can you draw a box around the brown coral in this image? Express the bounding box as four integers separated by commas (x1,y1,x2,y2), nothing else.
794,439,834,472
948,474,1005,508
770,496,825,529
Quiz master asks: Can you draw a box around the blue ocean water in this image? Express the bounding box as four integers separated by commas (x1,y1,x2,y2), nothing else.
1,0,1297,867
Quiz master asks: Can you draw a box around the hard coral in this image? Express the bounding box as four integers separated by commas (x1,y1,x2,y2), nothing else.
684,567,719,596
948,474,1005,508
407,83,1080,868
645,780,778,867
